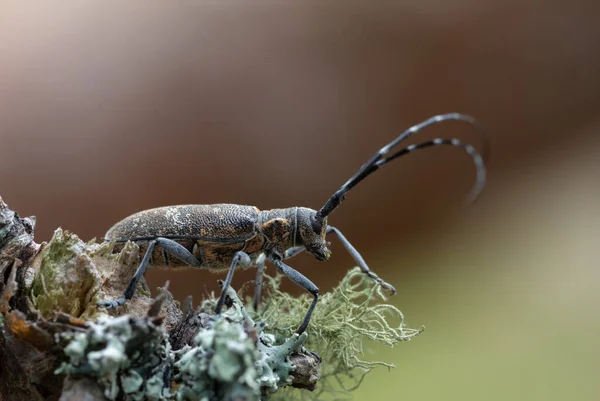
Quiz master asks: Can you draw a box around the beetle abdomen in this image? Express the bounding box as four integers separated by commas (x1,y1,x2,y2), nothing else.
105,204,260,242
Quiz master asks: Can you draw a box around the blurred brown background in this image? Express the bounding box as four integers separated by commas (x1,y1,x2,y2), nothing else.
0,2,598,400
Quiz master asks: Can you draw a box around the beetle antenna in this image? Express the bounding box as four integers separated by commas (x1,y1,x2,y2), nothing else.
316,113,488,222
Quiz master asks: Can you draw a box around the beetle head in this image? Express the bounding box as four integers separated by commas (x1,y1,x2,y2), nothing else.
296,207,331,261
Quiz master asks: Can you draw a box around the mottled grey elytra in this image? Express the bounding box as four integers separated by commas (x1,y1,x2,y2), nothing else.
98,113,488,335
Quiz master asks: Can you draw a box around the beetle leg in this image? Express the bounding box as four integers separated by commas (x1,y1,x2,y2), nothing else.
271,257,319,335
253,253,267,311
253,247,306,310
215,251,251,314
154,237,202,267
97,297,127,309
301,345,322,363
98,237,201,309
326,226,397,295
284,246,306,260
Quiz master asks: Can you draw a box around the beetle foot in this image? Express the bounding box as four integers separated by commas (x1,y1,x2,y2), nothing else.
380,280,397,295
364,271,397,295
301,345,321,363
97,297,126,309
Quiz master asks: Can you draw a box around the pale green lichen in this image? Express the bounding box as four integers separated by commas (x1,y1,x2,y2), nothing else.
256,331,307,392
56,267,419,400
174,316,260,400
29,228,102,318
174,286,311,400
0,214,14,241
256,267,423,400
27,229,155,321
56,287,311,401
56,315,172,401
221,287,311,395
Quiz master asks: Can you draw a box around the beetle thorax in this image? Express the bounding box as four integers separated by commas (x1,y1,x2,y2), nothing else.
257,208,297,254
258,207,330,261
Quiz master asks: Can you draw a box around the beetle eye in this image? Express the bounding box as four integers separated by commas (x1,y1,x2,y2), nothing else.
310,214,322,234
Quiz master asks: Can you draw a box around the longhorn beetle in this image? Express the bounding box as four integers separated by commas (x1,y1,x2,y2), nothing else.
98,113,488,335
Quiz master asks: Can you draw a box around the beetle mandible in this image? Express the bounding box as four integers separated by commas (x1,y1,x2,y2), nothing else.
98,113,488,335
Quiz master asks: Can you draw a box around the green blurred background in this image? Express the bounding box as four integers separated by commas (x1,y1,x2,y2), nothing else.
1,2,599,400
353,139,600,400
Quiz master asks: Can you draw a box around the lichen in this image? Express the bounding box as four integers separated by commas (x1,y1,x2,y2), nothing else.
174,316,260,400
56,314,172,401
54,267,420,400
27,229,418,400
173,286,313,401
26,228,167,322
29,228,102,318
56,287,313,401
171,267,421,400
256,331,307,392
256,267,423,400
